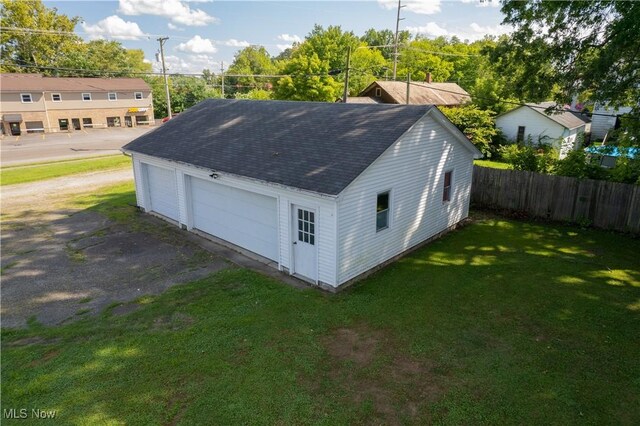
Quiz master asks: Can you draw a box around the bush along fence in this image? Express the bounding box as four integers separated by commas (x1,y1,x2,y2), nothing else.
471,166,640,234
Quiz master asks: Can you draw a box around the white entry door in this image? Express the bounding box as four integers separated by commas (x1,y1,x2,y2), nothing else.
293,205,317,282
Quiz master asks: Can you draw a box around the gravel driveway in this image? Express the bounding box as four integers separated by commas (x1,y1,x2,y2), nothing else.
1,171,228,328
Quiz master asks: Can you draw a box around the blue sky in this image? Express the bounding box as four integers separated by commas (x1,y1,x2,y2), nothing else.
45,0,509,74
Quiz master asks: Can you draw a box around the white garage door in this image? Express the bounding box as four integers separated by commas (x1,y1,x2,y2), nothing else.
145,164,179,221
190,177,278,261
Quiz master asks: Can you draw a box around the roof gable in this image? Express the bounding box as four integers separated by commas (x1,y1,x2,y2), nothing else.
124,99,433,195
360,80,470,106
499,102,589,130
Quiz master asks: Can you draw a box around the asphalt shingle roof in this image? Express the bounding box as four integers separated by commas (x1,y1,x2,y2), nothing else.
124,99,433,195
0,73,150,92
526,102,590,129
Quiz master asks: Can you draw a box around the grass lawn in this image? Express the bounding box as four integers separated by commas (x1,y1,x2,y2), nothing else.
2,186,639,424
1,155,131,186
474,159,512,170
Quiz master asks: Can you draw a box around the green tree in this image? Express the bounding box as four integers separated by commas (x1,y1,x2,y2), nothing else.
396,39,455,82
274,53,339,102
0,0,81,74
145,76,220,118
347,45,387,95
297,25,360,72
226,46,277,96
496,0,640,107
234,89,272,100
60,40,151,76
360,28,411,61
440,105,499,157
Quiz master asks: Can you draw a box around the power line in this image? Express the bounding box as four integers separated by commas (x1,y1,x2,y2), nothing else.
1,62,634,119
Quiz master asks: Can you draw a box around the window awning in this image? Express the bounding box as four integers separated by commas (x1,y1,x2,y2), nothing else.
3,114,23,122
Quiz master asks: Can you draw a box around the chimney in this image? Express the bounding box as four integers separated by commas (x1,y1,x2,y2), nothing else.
425,72,432,84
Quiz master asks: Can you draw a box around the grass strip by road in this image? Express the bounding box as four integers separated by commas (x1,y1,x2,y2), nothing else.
1,155,131,186
2,182,639,424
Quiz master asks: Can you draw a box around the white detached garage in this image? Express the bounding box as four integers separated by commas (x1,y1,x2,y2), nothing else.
123,99,481,290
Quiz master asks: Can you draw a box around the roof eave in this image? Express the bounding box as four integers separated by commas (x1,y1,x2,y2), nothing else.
123,149,340,200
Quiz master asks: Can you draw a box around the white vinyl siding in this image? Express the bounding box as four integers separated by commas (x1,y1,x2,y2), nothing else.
130,153,339,287
591,105,633,140
336,114,474,284
496,106,566,146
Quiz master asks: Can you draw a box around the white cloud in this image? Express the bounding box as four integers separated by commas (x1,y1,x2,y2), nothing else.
118,0,217,26
176,35,217,54
461,0,500,7
277,34,302,43
218,39,250,47
167,23,183,31
406,22,449,37
469,22,512,38
81,15,146,40
378,0,441,15
275,34,302,51
154,54,217,74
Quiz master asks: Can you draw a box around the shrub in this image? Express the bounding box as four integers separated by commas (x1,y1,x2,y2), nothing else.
555,150,608,180
440,105,498,158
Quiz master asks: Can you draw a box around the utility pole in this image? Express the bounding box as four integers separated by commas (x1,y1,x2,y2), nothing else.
342,46,351,103
220,61,225,98
392,0,405,80
406,72,410,104
157,37,172,119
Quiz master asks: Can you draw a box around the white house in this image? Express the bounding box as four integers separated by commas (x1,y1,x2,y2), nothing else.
123,99,481,291
590,103,634,140
496,102,591,159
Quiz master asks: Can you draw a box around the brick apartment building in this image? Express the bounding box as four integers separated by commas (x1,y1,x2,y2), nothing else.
0,73,154,135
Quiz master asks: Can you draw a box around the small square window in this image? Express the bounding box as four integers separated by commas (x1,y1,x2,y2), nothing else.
82,93,92,101
108,92,117,101
51,93,62,102
443,170,453,202
134,92,143,100
376,191,390,232
20,93,32,103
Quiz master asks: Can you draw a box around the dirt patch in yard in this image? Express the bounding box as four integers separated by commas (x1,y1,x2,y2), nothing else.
28,349,61,368
1,170,229,328
319,324,451,424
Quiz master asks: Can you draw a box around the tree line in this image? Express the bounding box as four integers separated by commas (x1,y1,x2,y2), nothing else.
1,0,638,174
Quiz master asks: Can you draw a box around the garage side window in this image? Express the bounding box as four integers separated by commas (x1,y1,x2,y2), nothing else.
443,170,453,202
21,93,32,103
82,93,92,101
376,191,390,232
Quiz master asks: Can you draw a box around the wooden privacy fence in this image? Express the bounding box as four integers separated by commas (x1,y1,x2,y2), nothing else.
471,166,640,234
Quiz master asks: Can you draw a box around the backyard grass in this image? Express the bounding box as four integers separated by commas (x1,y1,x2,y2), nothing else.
0,155,131,186
2,185,639,424
474,159,512,169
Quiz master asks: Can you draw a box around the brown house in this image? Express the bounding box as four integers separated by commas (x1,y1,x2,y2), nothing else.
352,78,471,107
0,73,154,135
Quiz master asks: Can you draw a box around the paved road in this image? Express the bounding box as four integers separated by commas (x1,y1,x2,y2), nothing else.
1,126,155,166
